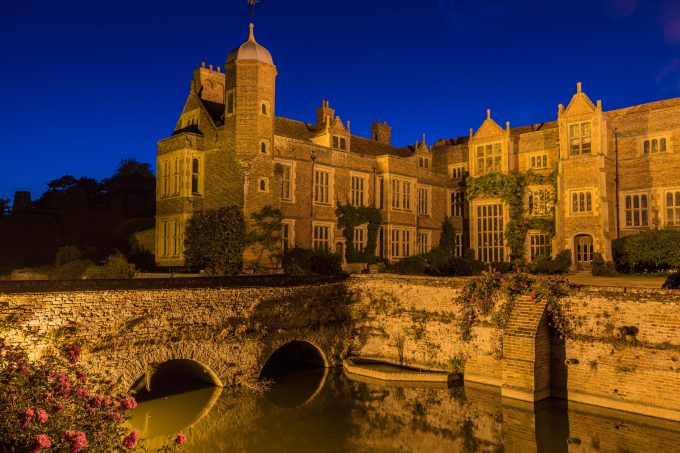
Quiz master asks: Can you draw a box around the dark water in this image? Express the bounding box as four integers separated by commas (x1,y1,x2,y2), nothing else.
130,368,680,452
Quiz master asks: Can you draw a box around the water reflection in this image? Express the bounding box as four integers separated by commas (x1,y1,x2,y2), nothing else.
131,369,680,452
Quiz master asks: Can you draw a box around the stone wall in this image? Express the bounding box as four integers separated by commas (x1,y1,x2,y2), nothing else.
1,274,679,420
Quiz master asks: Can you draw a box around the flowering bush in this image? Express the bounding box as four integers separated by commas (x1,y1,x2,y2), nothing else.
0,338,186,452
455,269,574,341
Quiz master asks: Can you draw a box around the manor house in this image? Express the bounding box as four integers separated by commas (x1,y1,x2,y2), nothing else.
155,23,680,270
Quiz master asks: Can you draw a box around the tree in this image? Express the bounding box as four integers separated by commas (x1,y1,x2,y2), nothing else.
248,205,283,272
438,216,457,256
100,158,155,217
0,198,10,218
184,206,247,275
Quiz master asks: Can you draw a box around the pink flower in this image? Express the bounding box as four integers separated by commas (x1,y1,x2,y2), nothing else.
52,403,64,413
103,396,112,407
32,434,51,452
119,396,137,411
76,371,87,384
54,374,71,397
89,396,103,408
64,345,81,364
122,430,139,449
76,386,89,399
174,433,187,445
62,430,87,453
20,407,35,429
36,409,49,424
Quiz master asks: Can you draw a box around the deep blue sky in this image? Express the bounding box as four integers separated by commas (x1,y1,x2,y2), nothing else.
2,0,680,202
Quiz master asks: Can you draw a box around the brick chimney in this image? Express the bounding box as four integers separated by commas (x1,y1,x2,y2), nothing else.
371,119,392,145
316,100,335,126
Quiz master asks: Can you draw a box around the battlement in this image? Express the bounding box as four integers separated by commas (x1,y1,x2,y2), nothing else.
192,62,226,104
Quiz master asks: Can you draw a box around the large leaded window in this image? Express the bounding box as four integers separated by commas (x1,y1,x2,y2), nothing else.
476,143,501,174
417,231,431,255
314,169,331,205
312,223,331,250
350,174,367,207
451,191,465,217
191,157,201,194
569,121,592,156
390,227,412,259
281,220,294,252
528,188,553,216
666,191,680,226
624,194,648,227
377,177,384,209
529,233,551,261
476,204,504,262
572,191,593,213
391,178,412,211
354,226,367,253
530,154,548,169
417,186,430,215
279,163,293,201
455,233,464,257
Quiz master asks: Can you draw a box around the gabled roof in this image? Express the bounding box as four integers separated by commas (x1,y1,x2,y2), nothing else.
606,97,680,119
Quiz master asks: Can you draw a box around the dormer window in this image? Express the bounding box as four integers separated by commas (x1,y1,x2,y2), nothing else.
476,143,501,175
569,122,592,156
332,136,347,150
419,157,429,169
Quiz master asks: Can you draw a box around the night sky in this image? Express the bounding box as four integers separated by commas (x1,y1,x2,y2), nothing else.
2,0,680,203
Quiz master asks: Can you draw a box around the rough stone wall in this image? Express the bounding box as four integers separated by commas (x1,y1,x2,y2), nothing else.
2,275,680,420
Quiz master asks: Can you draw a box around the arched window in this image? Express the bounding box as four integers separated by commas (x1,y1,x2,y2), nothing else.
260,142,267,154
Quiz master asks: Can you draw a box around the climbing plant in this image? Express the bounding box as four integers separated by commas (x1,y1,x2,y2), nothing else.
336,203,382,263
466,170,557,261
455,270,574,342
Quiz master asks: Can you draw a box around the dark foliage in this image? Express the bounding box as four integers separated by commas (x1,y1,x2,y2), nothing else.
282,248,343,275
390,255,428,275
612,229,680,273
662,272,680,289
527,250,572,275
591,253,618,276
184,206,247,275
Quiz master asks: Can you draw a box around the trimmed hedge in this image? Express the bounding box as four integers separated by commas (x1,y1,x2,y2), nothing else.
613,229,680,273
527,250,572,275
282,248,343,275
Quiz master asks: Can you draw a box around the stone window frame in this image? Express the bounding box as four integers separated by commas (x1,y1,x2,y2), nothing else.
275,159,296,203
664,187,680,227
349,172,369,207
158,215,186,259
619,190,651,229
332,135,347,151
281,219,295,252
260,100,271,117
528,152,549,170
312,221,334,251
475,141,502,175
568,121,592,157
257,177,269,193
473,200,506,263
639,134,671,156
569,188,595,215
313,165,334,206
449,164,467,179
449,190,465,217
390,176,414,212
416,230,432,255
418,156,430,169
376,176,385,210
526,185,553,217
528,231,551,262
191,155,204,196
455,233,464,257
353,225,368,253
259,139,271,155
389,225,415,260
417,184,431,216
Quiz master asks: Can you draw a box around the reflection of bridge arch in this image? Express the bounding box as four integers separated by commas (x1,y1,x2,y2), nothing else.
260,340,329,408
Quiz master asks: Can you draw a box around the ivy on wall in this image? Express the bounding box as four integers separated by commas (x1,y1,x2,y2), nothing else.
336,204,382,263
466,171,557,261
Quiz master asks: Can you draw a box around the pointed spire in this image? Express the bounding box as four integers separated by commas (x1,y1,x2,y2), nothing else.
248,23,256,42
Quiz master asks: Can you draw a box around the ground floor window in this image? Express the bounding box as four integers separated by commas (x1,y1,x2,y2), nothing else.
624,193,648,227
390,227,413,259
455,233,464,257
282,221,295,253
160,218,184,258
476,204,504,262
353,226,367,253
417,231,431,255
313,224,331,251
666,191,680,226
529,233,551,261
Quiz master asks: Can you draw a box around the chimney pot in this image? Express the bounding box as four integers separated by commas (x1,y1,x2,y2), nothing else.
486,109,491,120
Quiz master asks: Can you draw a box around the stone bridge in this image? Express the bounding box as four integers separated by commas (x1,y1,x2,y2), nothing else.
2,274,680,422
0,275,352,390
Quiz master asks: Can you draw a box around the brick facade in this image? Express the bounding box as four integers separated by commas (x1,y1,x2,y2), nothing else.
155,24,680,269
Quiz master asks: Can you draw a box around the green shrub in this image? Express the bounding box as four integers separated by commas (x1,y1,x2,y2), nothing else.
184,206,247,275
591,253,618,276
309,250,343,275
391,255,428,275
613,229,680,273
54,246,83,266
489,261,514,274
528,250,571,275
50,259,95,280
282,248,342,275
663,272,680,289
424,249,484,276
83,252,136,279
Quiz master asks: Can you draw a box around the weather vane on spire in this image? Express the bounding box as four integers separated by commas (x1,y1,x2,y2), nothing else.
248,0,259,21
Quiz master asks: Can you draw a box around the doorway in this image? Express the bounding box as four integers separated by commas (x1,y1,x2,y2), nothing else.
574,235,594,270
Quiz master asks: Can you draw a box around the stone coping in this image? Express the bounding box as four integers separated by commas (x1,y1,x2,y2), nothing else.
0,274,348,294
343,358,460,384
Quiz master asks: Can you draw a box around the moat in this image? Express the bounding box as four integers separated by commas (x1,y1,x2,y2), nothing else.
130,366,680,452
